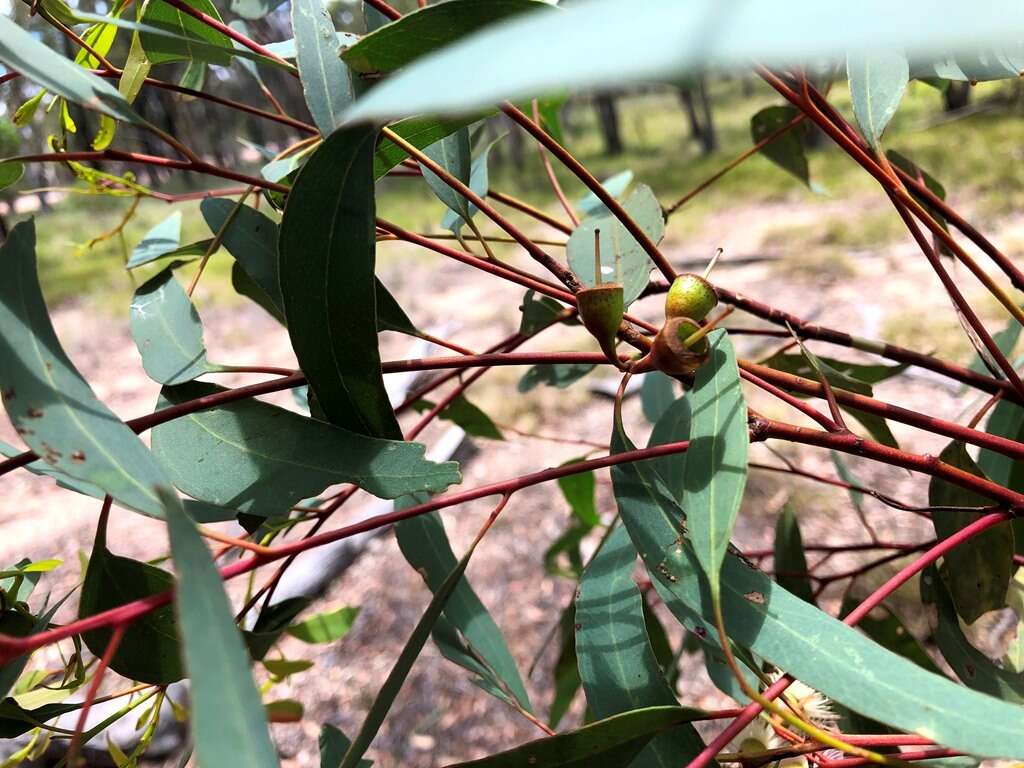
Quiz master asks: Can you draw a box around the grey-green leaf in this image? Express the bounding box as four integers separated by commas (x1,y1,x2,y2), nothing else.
576,524,706,768
152,381,461,515
140,0,232,66
129,267,215,385
292,0,356,134
847,50,909,146
750,105,809,187
279,125,401,438
929,441,1012,623
681,330,748,601
640,372,676,425
576,170,633,220
0,221,171,517
128,211,182,268
444,706,706,768
395,509,531,712
0,15,141,125
773,505,814,605
162,489,277,768
343,0,1024,122
610,419,1024,760
79,534,184,685
566,184,663,306
420,128,473,223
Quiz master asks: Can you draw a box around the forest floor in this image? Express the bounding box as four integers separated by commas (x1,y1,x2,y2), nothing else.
2,181,1022,765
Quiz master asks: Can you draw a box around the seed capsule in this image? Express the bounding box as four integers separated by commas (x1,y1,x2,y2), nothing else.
665,273,718,322
649,316,710,375
577,283,625,363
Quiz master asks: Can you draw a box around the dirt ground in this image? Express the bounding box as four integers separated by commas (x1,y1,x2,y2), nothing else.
1,192,1020,766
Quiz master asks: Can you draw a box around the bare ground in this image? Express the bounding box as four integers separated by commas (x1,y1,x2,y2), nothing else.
1,193,1021,766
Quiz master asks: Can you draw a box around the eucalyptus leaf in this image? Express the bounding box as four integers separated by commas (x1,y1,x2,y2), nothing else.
420,129,473,224
0,15,141,125
287,606,360,644
129,267,216,386
518,363,595,392
140,0,232,66
0,221,171,517
292,0,356,134
750,105,810,187
576,524,707,768
576,170,633,220
152,381,461,515
848,51,909,146
773,505,814,605
640,372,675,425
929,442,1012,623
343,0,1024,122
129,211,182,268
279,125,401,438
162,489,277,768
681,330,748,602
566,184,664,306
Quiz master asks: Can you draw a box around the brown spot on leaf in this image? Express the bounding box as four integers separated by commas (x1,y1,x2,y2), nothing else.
71,450,86,463
743,591,766,604
26,407,43,419
1,387,14,400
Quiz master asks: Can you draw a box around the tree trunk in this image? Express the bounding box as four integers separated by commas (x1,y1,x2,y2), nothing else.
944,81,972,111
593,94,623,156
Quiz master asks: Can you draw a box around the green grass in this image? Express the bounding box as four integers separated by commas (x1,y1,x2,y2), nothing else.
13,75,1024,314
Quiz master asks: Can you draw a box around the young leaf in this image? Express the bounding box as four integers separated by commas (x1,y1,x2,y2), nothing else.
750,105,810,187
773,505,814,605
681,330,748,602
79,535,184,685
610,419,1024,759
279,125,401,439
140,0,232,66
128,211,182,268
0,163,24,192
929,442,1012,623
395,509,531,711
341,0,549,74
244,596,312,660
566,184,664,306
444,706,706,768
557,462,599,527
152,381,461,515
0,16,141,125
287,606,360,644
292,0,356,134
129,267,216,385
163,489,277,768
847,51,909,146
0,221,171,517
576,524,707,767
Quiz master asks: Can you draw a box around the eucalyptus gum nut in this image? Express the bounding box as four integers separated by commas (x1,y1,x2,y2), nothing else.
577,283,625,361
650,317,709,376
665,273,718,322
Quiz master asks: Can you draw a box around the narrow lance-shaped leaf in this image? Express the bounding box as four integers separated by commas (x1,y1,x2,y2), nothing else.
610,417,1024,759
929,441,1012,623
343,0,1024,122
441,133,505,236
576,524,707,767
339,520,489,768
773,505,814,605
681,330,748,603
0,221,171,517
162,489,277,768
279,125,401,438
292,0,356,134
445,706,707,768
395,508,531,712
0,15,142,125
129,266,218,385
152,381,461,516
847,51,909,146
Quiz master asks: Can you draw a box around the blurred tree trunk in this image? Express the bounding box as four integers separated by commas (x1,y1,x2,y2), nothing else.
944,81,972,111
593,94,623,155
678,77,717,155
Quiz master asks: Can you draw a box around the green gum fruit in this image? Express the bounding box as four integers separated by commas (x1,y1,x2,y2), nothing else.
665,273,718,321
577,283,625,363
